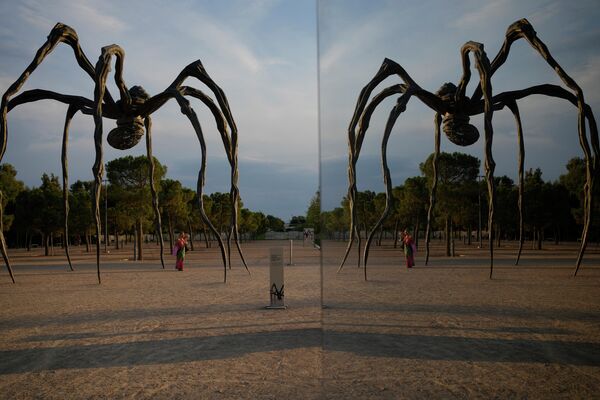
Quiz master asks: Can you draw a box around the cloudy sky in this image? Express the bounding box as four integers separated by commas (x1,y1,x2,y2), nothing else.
319,0,599,210
0,0,318,221
1,1,598,218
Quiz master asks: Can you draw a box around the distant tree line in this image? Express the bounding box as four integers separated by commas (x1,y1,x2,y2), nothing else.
318,152,599,255
0,156,286,256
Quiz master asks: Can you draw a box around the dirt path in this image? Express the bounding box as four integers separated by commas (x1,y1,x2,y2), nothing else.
1,240,599,398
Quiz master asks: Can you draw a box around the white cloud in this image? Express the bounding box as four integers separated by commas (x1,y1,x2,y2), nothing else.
573,55,600,104
16,0,126,34
450,0,514,29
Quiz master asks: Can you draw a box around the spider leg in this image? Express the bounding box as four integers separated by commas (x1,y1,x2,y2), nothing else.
356,225,361,269
0,23,115,282
168,88,230,282
1,22,116,159
91,45,129,284
164,61,248,273
424,113,442,266
469,19,597,275
171,86,250,275
62,105,79,272
339,57,443,273
337,83,406,273
144,116,165,269
460,42,496,279
8,90,97,115
481,85,598,276
362,93,412,280
505,101,525,265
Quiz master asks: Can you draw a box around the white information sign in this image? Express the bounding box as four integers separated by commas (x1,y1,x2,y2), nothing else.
267,247,286,309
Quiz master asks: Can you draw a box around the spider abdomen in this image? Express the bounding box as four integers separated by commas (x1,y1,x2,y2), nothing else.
107,116,145,150
442,113,480,146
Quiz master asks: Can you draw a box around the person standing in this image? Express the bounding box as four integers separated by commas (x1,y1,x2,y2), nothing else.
174,232,188,271
402,229,416,268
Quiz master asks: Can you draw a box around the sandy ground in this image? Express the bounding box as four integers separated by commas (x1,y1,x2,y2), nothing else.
1,239,599,399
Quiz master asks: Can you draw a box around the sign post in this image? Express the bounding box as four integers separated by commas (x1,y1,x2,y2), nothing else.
266,247,286,309
287,239,294,265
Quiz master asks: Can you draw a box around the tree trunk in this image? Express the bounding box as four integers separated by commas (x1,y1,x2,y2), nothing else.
133,228,137,260
188,219,195,251
43,233,49,256
136,219,143,261
167,213,174,253
377,224,384,246
467,224,472,245
393,219,399,248
496,226,501,248
26,230,31,251
537,227,543,250
50,232,54,256
414,216,420,249
202,224,210,248
445,216,451,256
450,219,455,257
115,228,120,250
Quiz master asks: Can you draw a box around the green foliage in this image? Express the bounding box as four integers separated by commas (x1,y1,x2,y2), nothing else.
266,214,285,232
37,173,63,236
69,180,94,237
393,176,428,230
0,164,25,206
306,191,321,235
106,155,167,234
289,215,307,231
0,164,25,231
420,152,480,225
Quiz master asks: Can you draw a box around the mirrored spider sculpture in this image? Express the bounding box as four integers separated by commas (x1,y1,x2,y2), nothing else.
338,19,598,280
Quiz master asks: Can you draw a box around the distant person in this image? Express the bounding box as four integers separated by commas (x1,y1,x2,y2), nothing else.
174,232,188,271
402,229,416,268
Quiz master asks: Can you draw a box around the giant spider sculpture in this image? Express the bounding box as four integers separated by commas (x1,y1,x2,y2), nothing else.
337,19,598,280
0,23,250,284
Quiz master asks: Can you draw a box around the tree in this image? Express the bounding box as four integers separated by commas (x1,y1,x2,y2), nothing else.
420,152,480,255
523,168,547,250
160,179,193,251
266,215,285,232
14,188,35,250
208,192,233,237
106,155,166,260
323,207,347,239
306,190,321,236
289,215,307,231
69,180,94,252
0,164,24,234
396,176,428,246
493,176,516,247
25,174,63,256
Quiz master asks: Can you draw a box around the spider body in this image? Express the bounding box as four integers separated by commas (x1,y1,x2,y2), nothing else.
107,86,149,150
0,23,250,284
338,19,598,280
435,83,480,146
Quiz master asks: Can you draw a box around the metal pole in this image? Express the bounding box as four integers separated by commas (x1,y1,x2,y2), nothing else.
288,239,293,265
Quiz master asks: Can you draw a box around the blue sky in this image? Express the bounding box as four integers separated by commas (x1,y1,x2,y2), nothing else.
319,0,600,210
1,1,599,218
0,0,318,221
